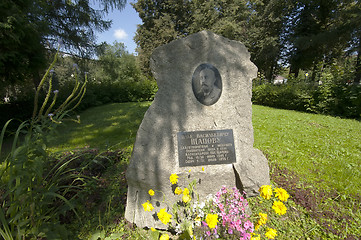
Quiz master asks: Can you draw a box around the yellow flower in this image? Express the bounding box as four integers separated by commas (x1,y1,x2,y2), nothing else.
194,215,201,222
274,187,290,202
150,227,156,231
251,234,261,240
202,166,205,171
265,228,277,239
272,201,287,215
255,224,260,231
157,208,172,225
160,233,170,240
258,212,267,225
148,189,155,196
169,173,179,185
189,169,191,173
259,185,273,200
142,201,154,212
183,188,190,196
174,187,183,195
182,194,191,203
205,214,218,229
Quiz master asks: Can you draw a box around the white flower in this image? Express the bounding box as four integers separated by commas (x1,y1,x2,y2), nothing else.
192,203,198,211
198,210,205,218
174,224,181,234
206,194,214,201
195,219,202,226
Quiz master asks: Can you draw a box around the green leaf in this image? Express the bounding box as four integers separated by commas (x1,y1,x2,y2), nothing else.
0,207,13,240
149,230,160,240
90,230,106,240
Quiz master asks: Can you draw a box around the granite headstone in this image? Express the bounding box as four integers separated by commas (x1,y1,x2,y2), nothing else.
125,30,270,228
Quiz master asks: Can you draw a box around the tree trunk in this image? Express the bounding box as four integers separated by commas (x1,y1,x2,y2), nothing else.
266,61,276,83
354,52,361,84
289,64,299,78
354,33,361,84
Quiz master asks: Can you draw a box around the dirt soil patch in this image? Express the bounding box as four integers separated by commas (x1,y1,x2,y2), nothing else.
271,164,360,240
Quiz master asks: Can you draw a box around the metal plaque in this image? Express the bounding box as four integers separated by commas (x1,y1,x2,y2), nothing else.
177,129,236,167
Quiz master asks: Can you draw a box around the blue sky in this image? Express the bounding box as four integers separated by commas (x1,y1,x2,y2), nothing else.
94,0,141,54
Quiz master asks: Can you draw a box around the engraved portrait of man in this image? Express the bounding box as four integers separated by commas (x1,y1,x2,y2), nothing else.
192,63,222,106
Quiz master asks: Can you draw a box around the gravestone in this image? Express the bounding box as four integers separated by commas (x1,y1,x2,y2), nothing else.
125,30,270,229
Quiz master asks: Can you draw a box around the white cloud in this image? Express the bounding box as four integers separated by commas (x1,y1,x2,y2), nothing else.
114,29,128,40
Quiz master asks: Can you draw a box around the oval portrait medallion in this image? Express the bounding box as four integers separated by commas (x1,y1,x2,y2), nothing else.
192,63,222,106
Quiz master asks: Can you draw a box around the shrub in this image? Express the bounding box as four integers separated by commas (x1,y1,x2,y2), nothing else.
252,83,361,119
252,84,313,112
0,50,94,239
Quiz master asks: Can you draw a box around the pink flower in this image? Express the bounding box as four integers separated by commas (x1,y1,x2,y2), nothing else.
236,223,243,232
211,186,254,237
218,203,224,212
216,192,222,199
241,232,251,240
244,220,253,230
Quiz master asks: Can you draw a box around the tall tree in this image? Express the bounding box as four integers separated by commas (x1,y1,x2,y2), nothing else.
286,0,342,78
133,0,251,75
188,0,249,40
247,0,292,81
339,0,361,83
133,0,192,74
0,0,126,89
133,0,292,80
98,41,142,82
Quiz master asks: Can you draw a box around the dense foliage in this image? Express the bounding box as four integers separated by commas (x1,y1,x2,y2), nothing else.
133,0,361,84
56,41,157,110
0,0,126,90
252,61,361,119
0,53,88,239
252,83,361,119
0,41,157,131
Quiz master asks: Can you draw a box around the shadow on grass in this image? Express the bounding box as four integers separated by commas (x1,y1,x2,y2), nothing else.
56,147,134,239
47,102,152,152
270,163,361,239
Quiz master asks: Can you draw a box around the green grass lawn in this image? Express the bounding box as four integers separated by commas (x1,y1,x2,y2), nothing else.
253,105,361,197
49,102,361,197
46,102,361,239
47,102,152,152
